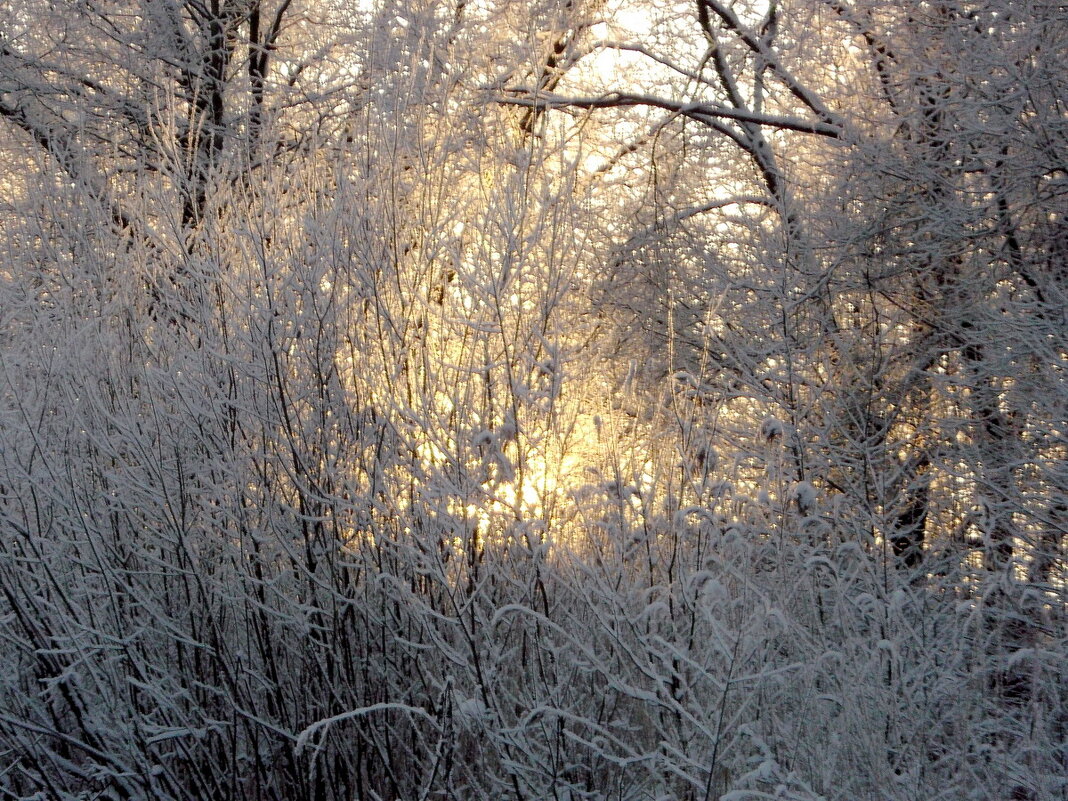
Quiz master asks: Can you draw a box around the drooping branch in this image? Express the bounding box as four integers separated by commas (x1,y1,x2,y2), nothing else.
497,89,843,138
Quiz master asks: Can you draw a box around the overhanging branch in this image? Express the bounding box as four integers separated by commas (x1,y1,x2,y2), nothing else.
496,89,843,138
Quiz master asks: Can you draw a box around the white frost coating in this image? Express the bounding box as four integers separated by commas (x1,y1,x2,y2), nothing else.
790,480,817,513
0,0,1060,798
294,704,436,754
758,416,784,442
456,695,489,723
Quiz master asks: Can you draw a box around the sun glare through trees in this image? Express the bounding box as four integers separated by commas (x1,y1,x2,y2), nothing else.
0,0,1064,799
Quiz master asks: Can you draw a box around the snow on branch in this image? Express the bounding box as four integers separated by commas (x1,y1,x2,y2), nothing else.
495,89,843,138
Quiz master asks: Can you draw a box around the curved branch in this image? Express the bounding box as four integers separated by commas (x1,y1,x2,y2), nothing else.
496,89,843,137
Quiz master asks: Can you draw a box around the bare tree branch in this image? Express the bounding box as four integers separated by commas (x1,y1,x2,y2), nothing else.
496,89,843,137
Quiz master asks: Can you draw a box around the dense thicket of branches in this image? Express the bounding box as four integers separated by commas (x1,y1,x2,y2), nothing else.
0,1,1064,799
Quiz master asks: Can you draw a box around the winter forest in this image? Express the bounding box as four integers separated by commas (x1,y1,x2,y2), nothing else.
0,0,1065,798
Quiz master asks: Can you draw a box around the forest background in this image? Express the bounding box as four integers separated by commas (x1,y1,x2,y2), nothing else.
0,0,1065,799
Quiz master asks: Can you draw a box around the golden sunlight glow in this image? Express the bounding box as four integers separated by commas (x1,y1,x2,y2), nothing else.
461,415,597,546
585,5,651,85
